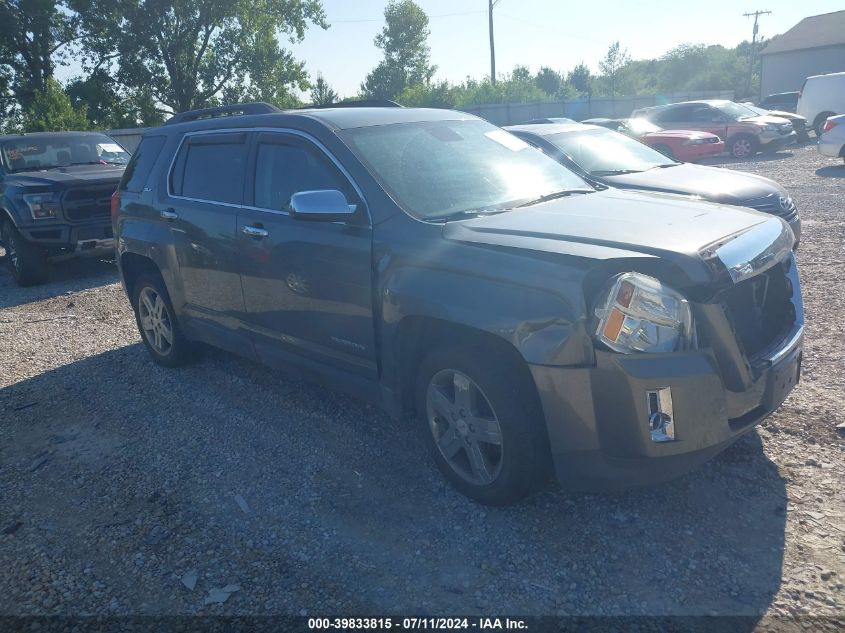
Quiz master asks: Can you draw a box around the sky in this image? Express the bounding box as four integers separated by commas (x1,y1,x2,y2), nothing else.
54,1,845,98
286,0,845,97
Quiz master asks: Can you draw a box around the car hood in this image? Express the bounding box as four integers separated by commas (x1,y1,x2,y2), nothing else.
764,110,805,123
443,188,789,282
4,164,124,187
643,130,718,141
602,163,784,205
739,115,792,125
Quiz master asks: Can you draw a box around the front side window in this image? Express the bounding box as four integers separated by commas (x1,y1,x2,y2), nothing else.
715,102,759,121
339,119,589,221
545,128,676,176
171,133,247,205
0,134,130,172
254,139,351,211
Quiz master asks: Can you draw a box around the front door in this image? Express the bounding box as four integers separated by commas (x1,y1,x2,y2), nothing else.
236,132,377,379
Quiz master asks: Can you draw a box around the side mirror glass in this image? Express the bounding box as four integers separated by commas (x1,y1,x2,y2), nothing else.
289,190,357,222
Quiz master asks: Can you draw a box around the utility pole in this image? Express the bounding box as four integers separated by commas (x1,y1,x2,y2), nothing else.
489,0,503,85
743,10,771,99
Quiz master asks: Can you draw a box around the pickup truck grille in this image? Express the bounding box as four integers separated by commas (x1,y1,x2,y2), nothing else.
722,261,796,360
744,194,798,223
62,185,116,221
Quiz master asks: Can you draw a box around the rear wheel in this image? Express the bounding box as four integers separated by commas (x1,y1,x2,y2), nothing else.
814,112,836,138
1,220,49,286
415,344,550,505
131,273,194,367
728,134,757,159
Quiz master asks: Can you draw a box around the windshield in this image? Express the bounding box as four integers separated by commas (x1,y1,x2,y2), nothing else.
742,104,769,116
0,134,130,172
545,128,676,175
624,118,662,135
716,102,761,121
339,119,590,220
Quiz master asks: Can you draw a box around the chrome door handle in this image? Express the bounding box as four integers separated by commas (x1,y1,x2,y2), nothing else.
242,225,269,238
160,209,178,221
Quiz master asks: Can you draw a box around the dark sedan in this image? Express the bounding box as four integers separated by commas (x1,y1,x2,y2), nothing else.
506,122,801,246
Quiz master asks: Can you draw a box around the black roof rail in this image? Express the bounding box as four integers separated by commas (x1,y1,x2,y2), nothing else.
163,102,282,126
310,99,403,109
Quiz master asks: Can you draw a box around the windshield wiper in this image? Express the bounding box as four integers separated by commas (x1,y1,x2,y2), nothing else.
650,163,680,169
515,189,594,208
426,208,509,223
590,169,643,176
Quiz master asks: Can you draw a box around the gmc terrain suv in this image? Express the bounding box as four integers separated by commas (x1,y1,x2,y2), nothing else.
0,132,129,285
632,100,796,159
114,103,803,505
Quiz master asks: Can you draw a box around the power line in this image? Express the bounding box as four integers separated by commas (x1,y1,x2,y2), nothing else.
743,9,772,44
743,9,771,98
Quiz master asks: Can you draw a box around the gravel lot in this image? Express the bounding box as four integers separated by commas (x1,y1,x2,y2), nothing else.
1,146,844,626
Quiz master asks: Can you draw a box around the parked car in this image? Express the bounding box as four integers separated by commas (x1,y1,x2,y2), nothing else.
522,117,576,124
0,131,129,286
506,122,801,246
582,117,724,162
115,103,803,505
632,100,796,159
818,114,845,162
759,92,799,113
741,104,809,142
797,72,845,137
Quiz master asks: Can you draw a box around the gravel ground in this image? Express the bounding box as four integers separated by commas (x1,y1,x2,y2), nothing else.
1,146,844,626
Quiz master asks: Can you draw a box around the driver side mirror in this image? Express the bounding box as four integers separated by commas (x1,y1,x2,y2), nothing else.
289,190,357,222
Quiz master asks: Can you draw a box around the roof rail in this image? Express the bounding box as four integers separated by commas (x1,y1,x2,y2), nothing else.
164,102,282,126
310,99,403,109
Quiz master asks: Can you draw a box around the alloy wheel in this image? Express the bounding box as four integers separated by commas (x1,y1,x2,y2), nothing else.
732,139,752,158
426,369,504,486
138,286,174,356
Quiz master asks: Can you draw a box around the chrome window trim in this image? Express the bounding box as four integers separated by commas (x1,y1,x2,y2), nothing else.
164,127,371,223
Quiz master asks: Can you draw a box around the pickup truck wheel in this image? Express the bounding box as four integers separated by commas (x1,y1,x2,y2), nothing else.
416,346,549,505
1,220,49,286
132,274,193,367
728,134,757,159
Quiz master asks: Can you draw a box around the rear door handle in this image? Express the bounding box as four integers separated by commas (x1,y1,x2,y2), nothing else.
160,209,178,221
242,225,269,238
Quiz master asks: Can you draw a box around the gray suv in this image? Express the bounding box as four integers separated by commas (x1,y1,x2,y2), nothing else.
114,103,804,505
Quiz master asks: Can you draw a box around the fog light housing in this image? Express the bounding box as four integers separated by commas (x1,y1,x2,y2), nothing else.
647,388,675,442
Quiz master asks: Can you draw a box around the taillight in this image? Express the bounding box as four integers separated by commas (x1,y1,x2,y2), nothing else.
822,119,837,134
110,190,120,219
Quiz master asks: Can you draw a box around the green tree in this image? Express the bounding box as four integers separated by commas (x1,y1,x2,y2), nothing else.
598,41,630,96
21,78,89,132
361,0,435,100
66,70,165,128
310,73,339,106
73,0,328,113
567,63,591,95
535,66,562,97
0,0,82,109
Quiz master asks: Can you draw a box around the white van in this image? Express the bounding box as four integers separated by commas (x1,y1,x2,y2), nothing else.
797,72,845,137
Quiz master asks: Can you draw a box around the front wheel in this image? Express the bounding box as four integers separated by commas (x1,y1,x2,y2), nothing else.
131,273,194,367
729,135,757,159
1,220,49,286
415,345,550,505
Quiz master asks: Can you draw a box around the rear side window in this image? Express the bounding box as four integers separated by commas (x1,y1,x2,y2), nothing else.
170,133,247,205
120,136,166,192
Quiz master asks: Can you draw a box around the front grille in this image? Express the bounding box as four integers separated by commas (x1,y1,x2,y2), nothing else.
744,193,798,222
62,185,116,221
721,262,795,360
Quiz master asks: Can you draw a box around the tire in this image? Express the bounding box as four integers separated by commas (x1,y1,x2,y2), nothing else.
415,344,550,505
131,273,194,367
728,134,757,159
652,144,674,160
814,112,836,138
1,219,49,286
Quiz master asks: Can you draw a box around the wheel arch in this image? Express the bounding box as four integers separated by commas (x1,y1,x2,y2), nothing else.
119,251,165,300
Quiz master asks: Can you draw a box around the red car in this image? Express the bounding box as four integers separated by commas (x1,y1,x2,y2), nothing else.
581,117,724,162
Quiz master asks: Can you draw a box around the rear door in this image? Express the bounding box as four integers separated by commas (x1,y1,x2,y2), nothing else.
163,131,253,356
235,131,376,379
